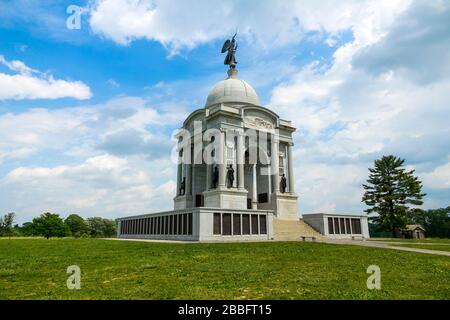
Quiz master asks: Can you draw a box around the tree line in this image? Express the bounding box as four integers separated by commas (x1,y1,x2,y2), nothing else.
368,206,450,238
0,212,117,239
363,155,450,238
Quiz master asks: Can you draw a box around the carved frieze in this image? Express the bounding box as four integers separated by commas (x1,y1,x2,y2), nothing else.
243,116,274,129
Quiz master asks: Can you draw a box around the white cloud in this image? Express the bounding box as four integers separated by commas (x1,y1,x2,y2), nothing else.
0,96,186,222
297,163,366,214
1,155,176,220
0,107,90,162
420,159,450,189
352,0,450,84
88,0,411,54
107,79,120,88
0,96,185,163
0,55,92,100
269,1,450,213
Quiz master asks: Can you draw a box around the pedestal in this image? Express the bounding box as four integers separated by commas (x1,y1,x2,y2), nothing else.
203,187,248,210
173,195,193,210
272,192,299,220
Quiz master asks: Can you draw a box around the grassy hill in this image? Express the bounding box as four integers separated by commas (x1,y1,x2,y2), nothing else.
0,238,449,299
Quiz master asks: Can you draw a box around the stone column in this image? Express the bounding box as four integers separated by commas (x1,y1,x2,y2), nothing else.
267,164,272,204
271,136,279,193
218,131,226,187
206,164,211,191
252,164,258,210
185,144,192,195
176,159,182,196
192,164,196,197
185,163,192,195
237,132,245,189
287,143,295,193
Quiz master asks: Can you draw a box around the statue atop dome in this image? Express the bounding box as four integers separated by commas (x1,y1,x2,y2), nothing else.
221,33,238,69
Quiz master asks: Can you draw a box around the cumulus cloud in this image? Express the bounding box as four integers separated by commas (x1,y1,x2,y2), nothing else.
297,163,367,214
352,1,450,84
269,0,450,213
88,0,411,54
1,155,176,220
0,55,92,100
420,158,450,189
0,107,92,163
98,128,172,158
0,96,185,221
0,96,185,163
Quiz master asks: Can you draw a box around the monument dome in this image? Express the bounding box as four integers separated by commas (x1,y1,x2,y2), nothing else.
205,69,260,108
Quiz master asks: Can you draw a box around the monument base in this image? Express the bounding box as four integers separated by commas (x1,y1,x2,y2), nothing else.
174,195,193,210
203,187,248,210
273,192,299,220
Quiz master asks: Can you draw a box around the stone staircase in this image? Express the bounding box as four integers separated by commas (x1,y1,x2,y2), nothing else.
273,218,325,241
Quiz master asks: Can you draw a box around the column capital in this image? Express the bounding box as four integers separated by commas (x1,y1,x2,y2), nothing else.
271,134,280,143
236,128,246,136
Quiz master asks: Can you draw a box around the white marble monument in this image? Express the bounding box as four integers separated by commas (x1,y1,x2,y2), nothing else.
117,36,369,241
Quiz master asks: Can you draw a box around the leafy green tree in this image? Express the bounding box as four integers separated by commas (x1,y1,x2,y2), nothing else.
20,222,36,236
368,221,392,238
32,213,71,239
65,214,88,237
362,155,426,237
86,217,117,238
411,207,450,238
0,212,16,237
12,224,23,237
102,219,117,238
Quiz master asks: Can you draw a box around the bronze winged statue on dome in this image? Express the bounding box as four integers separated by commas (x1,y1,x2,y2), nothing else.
221,33,238,69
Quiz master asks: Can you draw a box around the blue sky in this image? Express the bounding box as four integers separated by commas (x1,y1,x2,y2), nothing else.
0,0,449,224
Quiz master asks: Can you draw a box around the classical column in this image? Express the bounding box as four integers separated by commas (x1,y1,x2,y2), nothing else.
267,164,272,204
237,132,245,189
287,143,295,193
271,136,279,193
184,144,192,196
191,164,196,197
185,163,192,195
252,164,258,210
205,164,211,191
176,154,182,196
218,131,226,187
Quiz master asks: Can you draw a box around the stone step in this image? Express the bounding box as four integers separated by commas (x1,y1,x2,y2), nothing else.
273,218,325,241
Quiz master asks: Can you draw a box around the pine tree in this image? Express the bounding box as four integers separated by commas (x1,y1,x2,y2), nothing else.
362,155,426,237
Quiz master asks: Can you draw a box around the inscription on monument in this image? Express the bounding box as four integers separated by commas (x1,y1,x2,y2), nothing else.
244,116,273,129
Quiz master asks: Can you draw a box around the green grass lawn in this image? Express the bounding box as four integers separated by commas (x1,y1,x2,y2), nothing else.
0,238,449,300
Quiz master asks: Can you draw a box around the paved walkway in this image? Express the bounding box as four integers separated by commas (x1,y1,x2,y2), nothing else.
366,241,450,245
323,239,450,257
